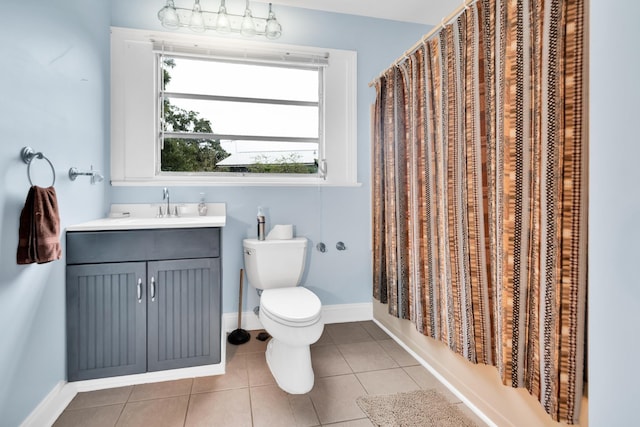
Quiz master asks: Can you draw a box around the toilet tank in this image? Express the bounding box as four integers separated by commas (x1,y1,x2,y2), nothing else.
243,237,307,290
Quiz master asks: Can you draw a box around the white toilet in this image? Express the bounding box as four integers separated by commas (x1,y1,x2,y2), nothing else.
243,237,323,394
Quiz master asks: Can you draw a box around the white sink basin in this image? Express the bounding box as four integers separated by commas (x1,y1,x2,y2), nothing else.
66,203,226,231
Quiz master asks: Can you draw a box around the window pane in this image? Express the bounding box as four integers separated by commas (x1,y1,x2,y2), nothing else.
216,140,318,174
161,138,318,174
163,56,319,102
161,138,231,172
166,98,319,138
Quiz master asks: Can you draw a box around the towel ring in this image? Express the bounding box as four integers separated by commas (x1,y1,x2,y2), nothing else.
21,146,56,187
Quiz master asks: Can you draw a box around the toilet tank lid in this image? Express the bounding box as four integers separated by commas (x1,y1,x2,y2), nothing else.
243,237,307,248
261,287,321,323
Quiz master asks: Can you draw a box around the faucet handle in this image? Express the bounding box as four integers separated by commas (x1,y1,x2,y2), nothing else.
157,205,164,218
173,206,180,217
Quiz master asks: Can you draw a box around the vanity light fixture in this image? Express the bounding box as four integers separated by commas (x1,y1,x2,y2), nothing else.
157,0,282,39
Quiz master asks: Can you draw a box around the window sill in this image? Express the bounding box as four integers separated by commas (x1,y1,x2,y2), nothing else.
110,177,363,188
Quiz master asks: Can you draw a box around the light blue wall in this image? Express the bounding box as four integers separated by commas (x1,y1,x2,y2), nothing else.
0,0,110,425
589,0,640,424
109,0,429,315
1,0,635,425
0,0,428,425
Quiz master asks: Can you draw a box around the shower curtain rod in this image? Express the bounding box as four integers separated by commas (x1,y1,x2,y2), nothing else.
368,0,478,87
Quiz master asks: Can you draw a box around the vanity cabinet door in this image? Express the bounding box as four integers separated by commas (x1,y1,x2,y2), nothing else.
66,262,147,381
147,258,221,372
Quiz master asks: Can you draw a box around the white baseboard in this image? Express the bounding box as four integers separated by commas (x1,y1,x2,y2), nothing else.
22,333,227,427
20,381,75,427
22,362,227,427
223,302,373,332
372,301,588,427
24,303,372,427
370,319,498,427
71,362,226,393
223,308,263,331
321,302,373,324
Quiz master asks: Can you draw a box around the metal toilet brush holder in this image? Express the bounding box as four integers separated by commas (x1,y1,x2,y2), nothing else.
228,268,251,345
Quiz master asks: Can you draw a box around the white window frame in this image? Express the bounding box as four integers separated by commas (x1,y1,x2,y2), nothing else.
111,27,358,186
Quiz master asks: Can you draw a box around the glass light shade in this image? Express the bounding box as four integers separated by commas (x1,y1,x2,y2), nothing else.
189,1,206,32
241,9,257,37
216,6,231,33
265,5,281,39
266,19,282,39
156,0,283,39
158,0,180,30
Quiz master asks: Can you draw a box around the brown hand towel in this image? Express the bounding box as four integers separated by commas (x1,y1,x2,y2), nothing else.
17,186,62,264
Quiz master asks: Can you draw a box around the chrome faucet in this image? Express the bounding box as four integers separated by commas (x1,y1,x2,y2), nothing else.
163,187,171,217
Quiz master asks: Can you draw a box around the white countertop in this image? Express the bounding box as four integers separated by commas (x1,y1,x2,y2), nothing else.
66,203,226,231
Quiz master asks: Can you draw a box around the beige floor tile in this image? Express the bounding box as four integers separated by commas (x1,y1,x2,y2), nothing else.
245,351,277,387
116,395,188,427
322,419,374,427
356,321,390,341
225,343,242,361
65,386,132,410
402,365,441,389
308,374,367,424
193,353,248,393
128,378,193,402
250,384,319,427
228,330,270,354
356,368,420,395
337,341,399,372
56,322,477,427
288,393,322,427
185,388,252,427
402,365,462,403
378,339,420,367
311,329,335,347
311,344,353,377
53,404,123,427
325,323,374,345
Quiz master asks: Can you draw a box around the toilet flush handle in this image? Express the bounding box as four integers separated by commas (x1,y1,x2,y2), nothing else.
244,249,254,256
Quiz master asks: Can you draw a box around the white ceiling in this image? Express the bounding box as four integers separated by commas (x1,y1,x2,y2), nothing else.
267,0,462,25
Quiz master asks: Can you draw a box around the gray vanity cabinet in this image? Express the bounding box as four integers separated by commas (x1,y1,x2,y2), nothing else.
147,258,220,372
66,262,147,381
66,228,221,382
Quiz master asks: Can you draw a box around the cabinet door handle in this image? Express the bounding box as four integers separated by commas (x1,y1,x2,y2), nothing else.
137,278,143,303
150,276,156,302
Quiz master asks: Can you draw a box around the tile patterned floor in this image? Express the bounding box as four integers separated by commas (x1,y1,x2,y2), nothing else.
53,321,485,427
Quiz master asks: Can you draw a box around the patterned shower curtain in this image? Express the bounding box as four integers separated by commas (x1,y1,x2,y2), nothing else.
371,0,586,424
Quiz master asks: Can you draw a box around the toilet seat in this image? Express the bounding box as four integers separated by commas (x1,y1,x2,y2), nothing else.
260,287,322,327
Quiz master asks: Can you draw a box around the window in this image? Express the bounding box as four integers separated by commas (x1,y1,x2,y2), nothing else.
158,55,323,176
111,27,357,186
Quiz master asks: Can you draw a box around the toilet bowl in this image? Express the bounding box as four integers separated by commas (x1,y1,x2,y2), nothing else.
243,238,324,394
260,287,323,394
